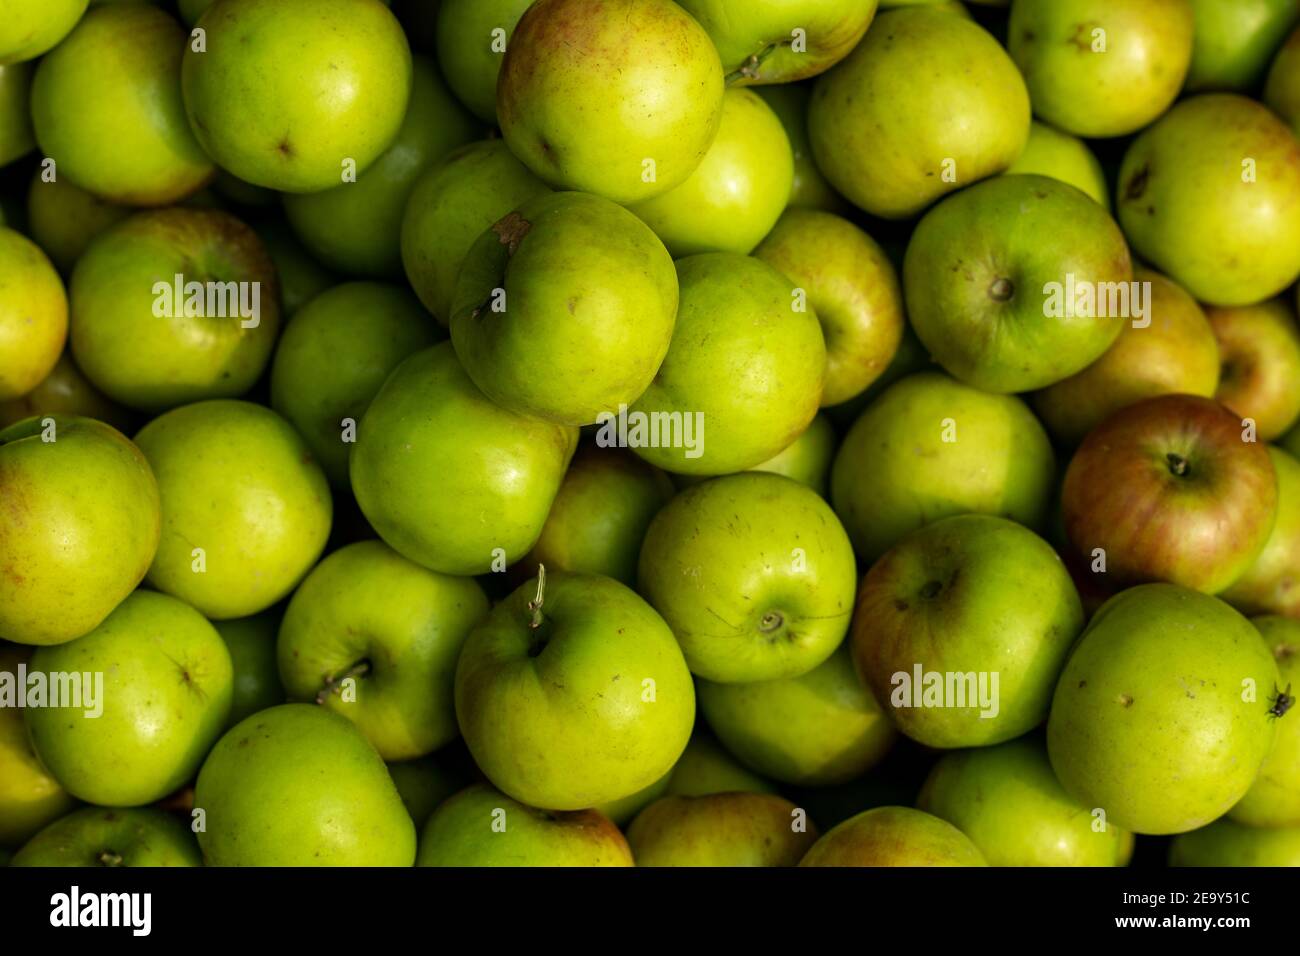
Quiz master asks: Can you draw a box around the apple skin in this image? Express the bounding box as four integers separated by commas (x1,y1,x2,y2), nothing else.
1185,0,1300,92
455,571,695,810
904,175,1131,394
1048,583,1281,835
595,769,673,827
278,539,489,760
1005,121,1109,209
282,56,479,277
1117,94,1300,306
754,209,904,407
25,172,131,276
808,7,1030,219
351,343,577,576
1032,268,1219,447
70,208,281,413
628,89,793,257
799,806,987,867
401,139,550,326
416,783,632,867
664,733,776,796
212,610,284,729
1007,0,1194,138
753,84,847,214
830,372,1056,564
0,62,34,166
1171,818,1300,866
435,0,535,122
1061,394,1278,595
1222,448,1300,617
0,0,87,65
30,6,214,206
728,412,837,496
1229,616,1300,826
182,0,413,193
639,473,857,683
1208,298,1300,441
918,734,1134,866
628,793,818,867
451,191,678,426
26,590,233,807
388,754,465,829
254,219,337,317
0,645,77,847
194,703,416,866
269,281,441,487
629,253,826,476
134,400,333,619
0,416,159,647
0,228,66,401
11,808,201,867
497,0,724,204
1266,25,1300,134
698,642,895,786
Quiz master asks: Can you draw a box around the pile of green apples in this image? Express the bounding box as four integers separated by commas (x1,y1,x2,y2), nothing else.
2,0,1300,869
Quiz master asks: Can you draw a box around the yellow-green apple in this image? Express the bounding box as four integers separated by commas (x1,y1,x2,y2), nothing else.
10,808,201,867
212,610,283,728
808,7,1029,219
178,0,216,25
0,416,158,646
278,540,489,760
435,0,535,121
1007,0,1193,137
1229,616,1300,826
0,0,87,64
350,343,577,575
416,783,632,866
918,734,1134,866
1033,268,1219,447
628,793,818,866
628,253,825,476
754,84,846,213
496,0,724,204
754,209,904,406
30,6,214,205
638,473,857,682
664,733,776,796
799,806,986,866
182,0,412,192
455,571,694,810
194,703,416,865
69,208,280,413
595,769,673,827
282,56,478,277
25,590,232,806
1171,818,1300,866
1208,298,1300,441
698,642,895,785
743,412,837,495
1266,26,1300,133
1048,583,1281,834
254,219,336,316
1117,94,1300,306
1222,448,1300,617
0,63,33,166
388,754,465,829
830,372,1056,563
134,400,332,619
0,228,66,401
0,645,77,846
1061,394,1278,594
451,192,678,425
1005,121,1109,208
1185,0,1300,91
25,172,130,275
903,175,1131,393
269,281,440,487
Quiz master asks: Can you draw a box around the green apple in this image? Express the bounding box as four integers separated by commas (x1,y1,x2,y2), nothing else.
1171,818,1300,866
1208,298,1300,441
0,227,66,401
0,645,77,846
0,62,33,166
1222,449,1300,618
450,191,678,425
1005,121,1109,208
182,0,413,193
799,806,986,866
388,754,465,829
435,0,535,122
1048,583,1281,834
664,732,776,796
194,703,416,865
628,89,792,257
281,56,478,277
1118,94,1300,306
0,355,132,432
401,139,550,326
744,412,837,495
753,84,846,213
70,209,281,413
628,253,826,476
918,734,1134,866
595,769,673,827
698,642,895,786
1228,616,1300,825
639,473,856,682
134,400,332,619
904,174,1131,393
26,590,233,806
1266,26,1300,134
25,172,131,275
1186,0,1300,91
808,7,1030,219
417,783,633,866
11,808,201,867
1033,267,1219,447
830,372,1056,564
31,5,214,206
0,0,88,65
754,208,904,406
269,281,441,487
212,610,283,728
178,0,216,25
0,416,158,646
497,0,724,204
350,343,577,575
254,218,336,317
1007,0,1194,138
455,571,694,810
628,793,818,866
278,539,489,760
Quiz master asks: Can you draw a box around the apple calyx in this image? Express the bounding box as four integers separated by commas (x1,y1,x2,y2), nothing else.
314,660,371,705
97,850,124,867
988,277,1015,302
1165,452,1191,478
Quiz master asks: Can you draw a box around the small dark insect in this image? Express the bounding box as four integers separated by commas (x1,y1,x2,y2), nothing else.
1267,683,1294,720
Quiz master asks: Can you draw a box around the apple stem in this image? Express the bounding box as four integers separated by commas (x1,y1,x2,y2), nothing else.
315,660,371,705
724,41,784,85
529,565,547,630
